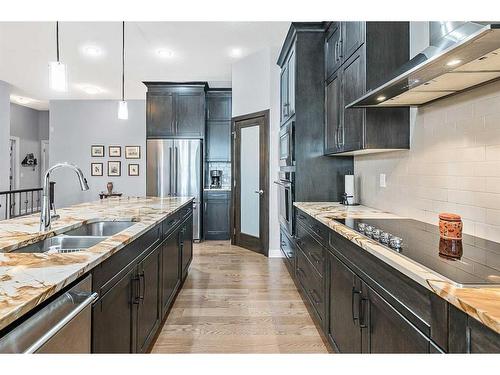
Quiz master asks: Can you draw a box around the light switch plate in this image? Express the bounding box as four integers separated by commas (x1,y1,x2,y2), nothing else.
379,173,387,188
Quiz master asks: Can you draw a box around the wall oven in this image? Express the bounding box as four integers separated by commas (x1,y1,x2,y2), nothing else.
274,170,294,236
279,120,295,168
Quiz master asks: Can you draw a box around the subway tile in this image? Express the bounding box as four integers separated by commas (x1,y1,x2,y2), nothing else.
484,113,500,131
473,161,500,177
486,209,500,226
485,177,500,193
456,176,486,192
473,95,500,117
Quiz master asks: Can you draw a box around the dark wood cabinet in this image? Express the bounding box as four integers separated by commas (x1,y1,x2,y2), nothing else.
92,267,137,353
203,190,230,240
280,46,295,125
324,22,410,156
160,228,181,318
136,244,161,353
180,214,193,281
145,82,207,138
206,121,231,161
207,91,231,120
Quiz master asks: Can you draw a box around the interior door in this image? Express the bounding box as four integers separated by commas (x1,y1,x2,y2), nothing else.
232,110,269,255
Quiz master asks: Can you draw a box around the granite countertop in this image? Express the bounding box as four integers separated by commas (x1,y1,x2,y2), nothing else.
294,202,500,335
0,196,193,332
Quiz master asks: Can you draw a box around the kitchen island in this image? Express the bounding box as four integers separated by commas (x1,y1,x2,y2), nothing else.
0,196,193,347
288,202,500,353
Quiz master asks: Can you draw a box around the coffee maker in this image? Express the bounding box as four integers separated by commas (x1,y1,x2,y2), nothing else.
210,170,222,189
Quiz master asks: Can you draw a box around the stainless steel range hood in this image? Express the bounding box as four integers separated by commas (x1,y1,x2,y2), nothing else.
347,22,500,108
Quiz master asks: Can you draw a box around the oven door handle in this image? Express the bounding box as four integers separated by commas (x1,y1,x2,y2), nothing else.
274,180,291,188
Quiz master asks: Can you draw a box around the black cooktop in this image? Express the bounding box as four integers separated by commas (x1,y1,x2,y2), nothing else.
336,218,500,286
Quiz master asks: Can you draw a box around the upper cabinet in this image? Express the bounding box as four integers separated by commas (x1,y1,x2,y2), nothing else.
205,90,232,162
280,46,296,125
324,22,411,156
145,82,207,138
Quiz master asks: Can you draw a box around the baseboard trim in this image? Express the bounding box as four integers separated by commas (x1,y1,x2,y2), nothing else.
268,248,284,258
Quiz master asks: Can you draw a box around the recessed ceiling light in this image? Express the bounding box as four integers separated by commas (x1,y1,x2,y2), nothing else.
377,95,387,102
77,84,105,95
83,45,102,57
156,48,174,58
446,59,462,67
229,48,243,58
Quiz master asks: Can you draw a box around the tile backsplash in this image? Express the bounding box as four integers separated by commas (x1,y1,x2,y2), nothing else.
206,161,231,188
355,80,500,242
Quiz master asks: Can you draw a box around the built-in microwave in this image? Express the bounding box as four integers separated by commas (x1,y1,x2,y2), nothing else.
279,121,295,168
274,170,294,236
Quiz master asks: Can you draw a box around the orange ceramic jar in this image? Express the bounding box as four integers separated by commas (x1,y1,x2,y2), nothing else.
439,213,463,240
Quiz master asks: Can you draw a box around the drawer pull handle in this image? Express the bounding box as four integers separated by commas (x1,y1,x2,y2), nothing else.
309,289,321,305
351,287,361,322
309,252,321,264
296,267,306,279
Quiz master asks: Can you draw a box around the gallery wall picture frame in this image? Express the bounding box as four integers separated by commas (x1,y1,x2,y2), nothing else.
128,163,139,176
91,145,105,157
108,161,121,176
125,146,141,159
109,146,122,157
91,162,103,176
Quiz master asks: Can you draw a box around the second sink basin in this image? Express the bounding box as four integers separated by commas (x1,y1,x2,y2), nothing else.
63,221,135,237
12,235,108,254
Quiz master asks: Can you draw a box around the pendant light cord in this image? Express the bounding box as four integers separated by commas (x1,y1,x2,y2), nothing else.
56,21,60,62
121,21,125,102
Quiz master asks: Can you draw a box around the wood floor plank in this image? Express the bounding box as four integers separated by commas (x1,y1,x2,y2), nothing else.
151,240,330,354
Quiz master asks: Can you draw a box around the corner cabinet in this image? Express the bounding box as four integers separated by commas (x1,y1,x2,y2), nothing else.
324,22,410,156
203,190,231,240
146,82,207,138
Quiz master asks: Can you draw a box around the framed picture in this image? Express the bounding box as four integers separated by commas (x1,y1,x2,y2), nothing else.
109,146,121,157
91,145,105,157
125,146,141,159
91,162,103,176
128,164,139,176
108,161,121,176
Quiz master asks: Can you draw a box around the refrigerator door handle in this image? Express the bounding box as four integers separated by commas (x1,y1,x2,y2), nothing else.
174,146,178,196
168,147,173,196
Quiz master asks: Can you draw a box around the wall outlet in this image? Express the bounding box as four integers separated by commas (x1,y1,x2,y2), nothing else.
379,173,387,188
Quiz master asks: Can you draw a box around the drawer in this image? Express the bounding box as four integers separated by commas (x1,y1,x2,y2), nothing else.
92,224,161,296
296,248,326,323
162,202,191,237
296,222,325,277
295,209,329,247
280,227,296,276
204,191,230,200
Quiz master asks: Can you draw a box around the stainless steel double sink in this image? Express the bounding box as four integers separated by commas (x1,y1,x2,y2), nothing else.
13,221,135,254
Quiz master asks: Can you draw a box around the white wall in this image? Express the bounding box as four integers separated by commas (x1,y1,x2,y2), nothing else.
355,22,500,243
232,48,281,257
49,100,146,208
0,81,10,192
10,103,44,189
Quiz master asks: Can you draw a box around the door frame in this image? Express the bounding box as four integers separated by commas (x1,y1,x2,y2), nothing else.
231,110,269,256
9,136,20,190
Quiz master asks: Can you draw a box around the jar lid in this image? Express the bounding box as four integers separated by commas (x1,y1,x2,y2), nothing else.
439,213,462,221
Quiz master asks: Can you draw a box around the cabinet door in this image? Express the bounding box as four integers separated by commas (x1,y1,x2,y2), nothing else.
328,253,362,353
325,22,342,80
180,216,193,280
341,22,365,62
341,48,365,152
92,267,137,353
280,64,289,124
203,193,230,240
160,229,181,318
136,245,161,353
147,92,175,137
207,94,231,121
361,282,430,353
467,317,500,353
324,70,342,155
287,48,296,118
206,120,231,161
175,92,205,137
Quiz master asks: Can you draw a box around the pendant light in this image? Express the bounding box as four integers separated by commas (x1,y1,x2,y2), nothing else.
49,21,67,92
118,21,128,120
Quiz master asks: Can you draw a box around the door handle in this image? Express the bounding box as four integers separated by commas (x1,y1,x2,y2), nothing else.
254,190,264,195
168,147,173,196
359,296,369,329
139,270,145,304
352,287,361,323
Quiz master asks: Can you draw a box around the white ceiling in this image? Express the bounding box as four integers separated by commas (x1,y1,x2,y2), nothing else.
0,22,290,110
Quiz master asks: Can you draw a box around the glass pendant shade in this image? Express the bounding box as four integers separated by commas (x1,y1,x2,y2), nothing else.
118,100,128,120
49,61,67,92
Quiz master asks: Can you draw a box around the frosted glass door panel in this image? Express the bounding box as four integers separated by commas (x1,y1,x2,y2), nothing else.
240,125,260,237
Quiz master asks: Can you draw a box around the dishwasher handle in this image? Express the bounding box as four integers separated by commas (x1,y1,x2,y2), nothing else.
24,292,98,354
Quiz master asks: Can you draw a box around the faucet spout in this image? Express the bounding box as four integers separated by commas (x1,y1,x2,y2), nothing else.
40,163,89,232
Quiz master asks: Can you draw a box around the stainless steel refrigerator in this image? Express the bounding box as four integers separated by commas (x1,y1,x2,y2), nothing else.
146,139,202,240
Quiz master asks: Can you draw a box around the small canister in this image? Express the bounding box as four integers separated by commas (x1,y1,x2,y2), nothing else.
439,213,463,240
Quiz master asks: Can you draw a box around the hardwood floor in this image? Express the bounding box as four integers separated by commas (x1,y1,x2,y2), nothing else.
151,240,330,353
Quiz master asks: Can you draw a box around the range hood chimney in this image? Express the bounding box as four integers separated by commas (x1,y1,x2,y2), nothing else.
347,21,500,108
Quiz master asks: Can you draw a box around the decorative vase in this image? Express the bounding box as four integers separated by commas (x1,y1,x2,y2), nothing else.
439,213,463,240
107,182,113,195
439,238,463,259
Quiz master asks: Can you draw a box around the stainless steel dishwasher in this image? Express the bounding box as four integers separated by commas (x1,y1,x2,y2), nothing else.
0,275,98,353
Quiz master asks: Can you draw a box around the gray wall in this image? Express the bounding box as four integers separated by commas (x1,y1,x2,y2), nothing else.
10,103,44,189
49,100,146,208
38,110,49,140
0,81,10,192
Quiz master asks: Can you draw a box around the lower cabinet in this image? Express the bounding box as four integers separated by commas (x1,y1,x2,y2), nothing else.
203,190,231,240
92,205,193,353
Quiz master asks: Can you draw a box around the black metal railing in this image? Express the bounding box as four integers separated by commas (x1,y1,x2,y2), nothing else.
0,182,55,220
